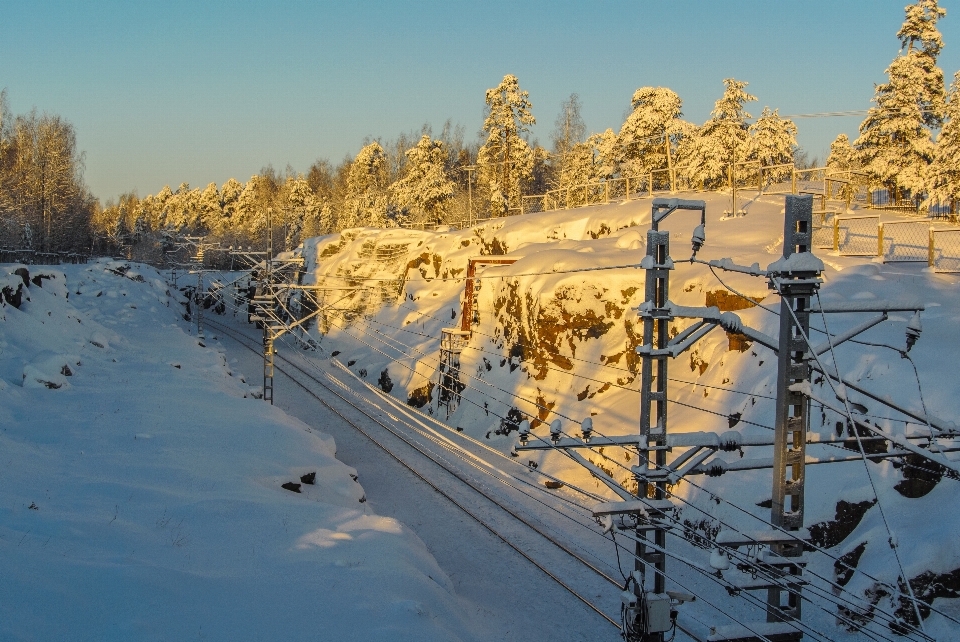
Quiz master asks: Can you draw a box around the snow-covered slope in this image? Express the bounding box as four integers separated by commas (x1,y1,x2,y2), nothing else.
0,260,474,641
302,192,960,638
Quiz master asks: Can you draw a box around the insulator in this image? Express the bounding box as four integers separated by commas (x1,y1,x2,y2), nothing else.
518,420,530,444
581,417,593,441
549,419,562,443
905,310,922,352
691,224,706,255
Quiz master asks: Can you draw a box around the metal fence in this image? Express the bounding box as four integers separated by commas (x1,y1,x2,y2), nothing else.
0,249,91,265
931,229,960,273
879,221,930,263
812,210,838,249
834,215,880,256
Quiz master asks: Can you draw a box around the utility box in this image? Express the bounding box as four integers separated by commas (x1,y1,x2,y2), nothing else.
645,592,673,633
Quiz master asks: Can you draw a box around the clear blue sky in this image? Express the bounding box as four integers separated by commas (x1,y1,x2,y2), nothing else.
4,0,960,203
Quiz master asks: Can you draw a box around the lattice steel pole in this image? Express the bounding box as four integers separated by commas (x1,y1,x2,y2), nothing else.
263,207,274,405
768,194,819,625
638,224,671,601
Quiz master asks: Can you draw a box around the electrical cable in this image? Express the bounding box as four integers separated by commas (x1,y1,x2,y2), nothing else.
808,289,926,632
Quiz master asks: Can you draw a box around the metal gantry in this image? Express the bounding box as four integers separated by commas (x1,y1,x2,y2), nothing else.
514,194,946,642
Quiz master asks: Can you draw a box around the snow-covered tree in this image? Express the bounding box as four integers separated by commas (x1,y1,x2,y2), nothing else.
216,178,243,236
389,135,455,226
112,211,130,247
616,87,688,179
132,214,147,244
342,142,388,229
550,93,587,190
926,71,960,210
21,222,33,250
747,108,796,166
827,134,856,170
678,79,756,187
198,182,222,232
477,74,536,216
855,0,946,198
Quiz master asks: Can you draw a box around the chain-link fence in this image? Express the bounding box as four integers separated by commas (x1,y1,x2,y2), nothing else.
758,163,794,194
835,215,880,256
0,249,91,265
880,221,930,262
931,229,960,273
812,211,837,249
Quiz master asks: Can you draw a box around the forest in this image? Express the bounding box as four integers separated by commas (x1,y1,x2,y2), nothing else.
1,0,957,260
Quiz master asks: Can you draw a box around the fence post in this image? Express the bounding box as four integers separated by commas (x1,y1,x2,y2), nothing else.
929,228,935,267
625,177,631,202
833,216,840,252
649,171,654,195
605,181,609,204
792,168,797,195
878,222,884,260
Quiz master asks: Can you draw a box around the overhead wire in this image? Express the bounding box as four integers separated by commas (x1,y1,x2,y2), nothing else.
807,289,926,632
313,286,953,610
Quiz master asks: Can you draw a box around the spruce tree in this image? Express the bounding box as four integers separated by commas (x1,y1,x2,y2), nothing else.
855,0,946,200
926,71,960,213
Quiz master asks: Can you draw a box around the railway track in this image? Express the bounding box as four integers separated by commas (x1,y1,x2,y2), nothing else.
203,316,637,635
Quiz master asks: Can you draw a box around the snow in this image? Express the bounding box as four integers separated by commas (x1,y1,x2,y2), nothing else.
301,188,960,639
4,185,960,640
0,260,473,641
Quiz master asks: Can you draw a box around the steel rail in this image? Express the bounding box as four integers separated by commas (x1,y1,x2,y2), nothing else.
204,316,625,631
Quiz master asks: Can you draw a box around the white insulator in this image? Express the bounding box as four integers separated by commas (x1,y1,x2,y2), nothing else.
581,417,593,440
518,420,530,436
549,419,562,439
709,548,731,571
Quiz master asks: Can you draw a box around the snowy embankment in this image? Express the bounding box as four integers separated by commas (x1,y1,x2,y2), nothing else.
0,260,473,641
302,192,960,637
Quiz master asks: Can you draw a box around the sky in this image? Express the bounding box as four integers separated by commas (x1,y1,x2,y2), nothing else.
4,0,960,203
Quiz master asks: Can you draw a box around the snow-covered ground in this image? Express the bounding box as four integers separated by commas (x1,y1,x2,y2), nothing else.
0,260,478,641
3,189,960,641
298,191,960,640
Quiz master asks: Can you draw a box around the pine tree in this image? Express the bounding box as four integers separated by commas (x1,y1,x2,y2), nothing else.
679,79,757,188
389,135,455,226
855,0,946,199
477,74,536,216
616,87,688,179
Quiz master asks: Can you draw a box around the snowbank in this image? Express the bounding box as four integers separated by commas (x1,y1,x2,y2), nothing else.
0,260,473,641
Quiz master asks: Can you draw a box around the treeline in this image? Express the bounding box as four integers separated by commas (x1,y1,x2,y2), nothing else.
10,0,955,261
97,74,800,258
826,0,959,211
0,89,96,254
